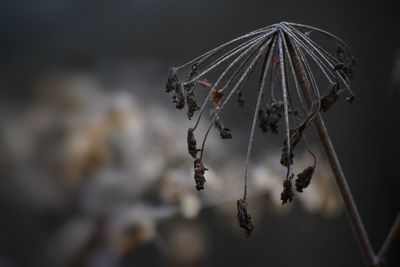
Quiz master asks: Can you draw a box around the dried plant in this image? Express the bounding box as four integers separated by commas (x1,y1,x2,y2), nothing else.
165,22,399,266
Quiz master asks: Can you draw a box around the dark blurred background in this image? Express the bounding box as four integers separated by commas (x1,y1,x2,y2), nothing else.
0,1,399,267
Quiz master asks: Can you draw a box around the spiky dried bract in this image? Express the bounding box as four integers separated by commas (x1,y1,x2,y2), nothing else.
237,199,254,236
193,159,208,191
281,178,294,204
165,21,355,232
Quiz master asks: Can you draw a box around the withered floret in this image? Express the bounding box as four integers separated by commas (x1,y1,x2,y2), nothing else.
166,67,179,93
193,159,208,191
320,82,339,112
258,102,283,134
187,128,200,158
186,90,200,119
211,89,224,104
281,179,294,204
172,86,185,109
295,166,315,192
237,198,254,237
214,119,232,139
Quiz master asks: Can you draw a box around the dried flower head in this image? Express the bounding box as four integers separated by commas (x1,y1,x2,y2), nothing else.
165,22,355,234
295,148,317,192
193,159,208,191
281,176,294,204
237,198,254,236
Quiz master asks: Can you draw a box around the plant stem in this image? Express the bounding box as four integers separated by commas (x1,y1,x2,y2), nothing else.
284,33,399,266
313,114,375,266
374,214,400,266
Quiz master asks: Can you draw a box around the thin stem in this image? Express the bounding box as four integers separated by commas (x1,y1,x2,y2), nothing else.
177,26,274,70
193,36,266,130
198,38,273,160
243,36,276,200
286,37,375,266
313,114,376,267
199,120,214,159
278,32,292,179
374,214,400,266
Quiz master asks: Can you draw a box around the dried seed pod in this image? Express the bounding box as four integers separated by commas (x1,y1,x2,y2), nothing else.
187,128,200,158
343,58,356,79
193,159,208,191
258,103,283,134
320,82,339,112
268,103,283,134
281,178,294,204
214,119,232,139
211,89,224,104
258,108,270,132
237,199,254,237
335,46,345,63
186,91,200,119
166,67,180,93
194,174,206,191
335,56,356,80
295,166,315,192
172,86,185,109
189,63,199,79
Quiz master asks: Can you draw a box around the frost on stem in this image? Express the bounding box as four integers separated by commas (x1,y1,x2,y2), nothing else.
165,21,355,235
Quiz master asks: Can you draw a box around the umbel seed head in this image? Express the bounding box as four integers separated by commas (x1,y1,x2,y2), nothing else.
165,21,355,236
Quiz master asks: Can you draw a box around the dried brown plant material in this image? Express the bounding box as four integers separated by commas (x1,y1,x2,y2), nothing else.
193,159,208,191
281,178,294,204
295,166,315,192
166,21,357,235
237,199,254,236
187,128,200,158
166,67,180,93
186,90,200,119
211,89,224,104
258,102,283,134
214,119,232,139
320,82,339,112
172,86,185,110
